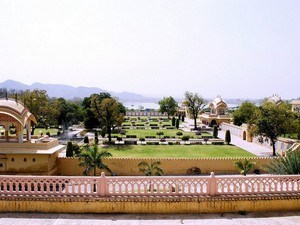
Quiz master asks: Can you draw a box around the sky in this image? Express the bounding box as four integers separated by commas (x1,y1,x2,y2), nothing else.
0,0,299,99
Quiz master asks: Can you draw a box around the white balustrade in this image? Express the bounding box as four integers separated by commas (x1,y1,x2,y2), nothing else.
0,173,299,198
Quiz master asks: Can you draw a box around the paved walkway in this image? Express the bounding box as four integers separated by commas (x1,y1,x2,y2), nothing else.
217,130,273,157
0,212,299,225
181,117,273,157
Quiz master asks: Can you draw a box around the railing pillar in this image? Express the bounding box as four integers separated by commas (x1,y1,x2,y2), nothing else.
99,172,108,197
209,172,217,196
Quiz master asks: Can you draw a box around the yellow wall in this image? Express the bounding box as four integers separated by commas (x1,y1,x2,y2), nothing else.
1,196,299,214
3,154,58,175
58,157,272,176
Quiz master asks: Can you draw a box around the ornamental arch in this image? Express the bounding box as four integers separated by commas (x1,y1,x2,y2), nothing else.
0,98,37,143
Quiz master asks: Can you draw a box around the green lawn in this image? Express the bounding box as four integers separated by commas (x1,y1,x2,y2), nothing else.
102,145,254,158
32,128,59,136
121,129,211,138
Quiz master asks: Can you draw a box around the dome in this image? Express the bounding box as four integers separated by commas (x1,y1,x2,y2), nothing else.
210,96,228,108
267,94,283,105
0,98,37,127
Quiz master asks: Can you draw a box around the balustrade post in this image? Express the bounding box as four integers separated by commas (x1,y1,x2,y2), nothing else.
99,172,107,196
209,172,217,196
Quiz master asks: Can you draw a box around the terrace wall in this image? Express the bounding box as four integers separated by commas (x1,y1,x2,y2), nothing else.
57,157,272,176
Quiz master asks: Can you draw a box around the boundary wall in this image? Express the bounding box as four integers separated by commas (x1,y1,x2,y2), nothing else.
0,173,299,214
57,157,272,176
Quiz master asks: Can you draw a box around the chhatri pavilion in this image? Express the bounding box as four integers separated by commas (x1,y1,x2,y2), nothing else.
0,98,64,175
200,96,231,127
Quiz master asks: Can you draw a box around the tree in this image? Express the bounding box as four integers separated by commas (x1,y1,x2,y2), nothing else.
176,118,179,129
85,93,125,143
82,93,113,130
253,102,294,156
99,98,125,143
79,145,112,176
225,130,231,144
265,151,300,174
55,98,84,129
213,125,218,138
158,96,178,118
184,92,206,130
138,161,164,176
84,136,89,144
66,141,73,157
19,89,53,134
172,117,176,126
234,159,256,176
232,101,257,126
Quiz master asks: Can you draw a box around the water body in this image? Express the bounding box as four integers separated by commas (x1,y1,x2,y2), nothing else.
123,102,239,110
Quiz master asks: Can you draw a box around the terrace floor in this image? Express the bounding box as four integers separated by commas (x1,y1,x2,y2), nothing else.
0,211,299,225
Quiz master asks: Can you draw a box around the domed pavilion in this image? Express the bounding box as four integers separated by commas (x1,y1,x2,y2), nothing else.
200,96,231,127
0,98,64,175
0,98,37,143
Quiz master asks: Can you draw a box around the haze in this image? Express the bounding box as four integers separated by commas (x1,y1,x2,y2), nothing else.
0,0,299,99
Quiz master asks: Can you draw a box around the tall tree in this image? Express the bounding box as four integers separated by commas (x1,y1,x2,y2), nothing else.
232,101,257,126
158,96,178,118
184,92,206,130
253,102,294,156
19,89,52,134
95,98,124,143
79,145,112,176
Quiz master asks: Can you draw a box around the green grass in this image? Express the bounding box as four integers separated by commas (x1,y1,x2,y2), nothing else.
32,128,59,136
121,129,210,138
102,145,254,158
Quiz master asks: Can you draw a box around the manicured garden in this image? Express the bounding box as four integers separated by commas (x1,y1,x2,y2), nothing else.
120,129,211,139
102,145,255,158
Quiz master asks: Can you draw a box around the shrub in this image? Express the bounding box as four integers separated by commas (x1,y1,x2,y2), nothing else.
139,138,145,141
181,136,190,141
156,131,164,138
172,117,176,126
225,130,231,144
176,118,179,129
66,141,73,157
94,136,99,145
126,135,137,138
57,131,61,136
213,125,218,138
187,167,201,175
146,141,159,145
176,131,183,136
124,140,137,145
46,131,50,137
145,136,156,138
211,141,224,145
84,136,89,144
117,137,122,141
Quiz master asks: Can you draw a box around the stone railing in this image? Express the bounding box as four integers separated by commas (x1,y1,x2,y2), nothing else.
0,173,299,198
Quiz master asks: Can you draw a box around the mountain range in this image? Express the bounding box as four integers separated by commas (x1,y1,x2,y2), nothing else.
0,80,156,102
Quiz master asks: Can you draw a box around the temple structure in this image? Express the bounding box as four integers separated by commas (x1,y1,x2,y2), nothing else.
291,99,300,112
0,98,64,175
200,96,231,127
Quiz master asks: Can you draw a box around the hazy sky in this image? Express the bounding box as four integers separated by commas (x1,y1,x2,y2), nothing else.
0,0,299,99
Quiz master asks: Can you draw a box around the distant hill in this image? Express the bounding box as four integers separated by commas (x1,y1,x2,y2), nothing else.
0,79,152,102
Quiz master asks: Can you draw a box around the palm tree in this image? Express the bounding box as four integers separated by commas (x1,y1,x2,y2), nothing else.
234,159,255,176
79,145,112,176
138,160,164,192
138,160,164,176
265,151,300,174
